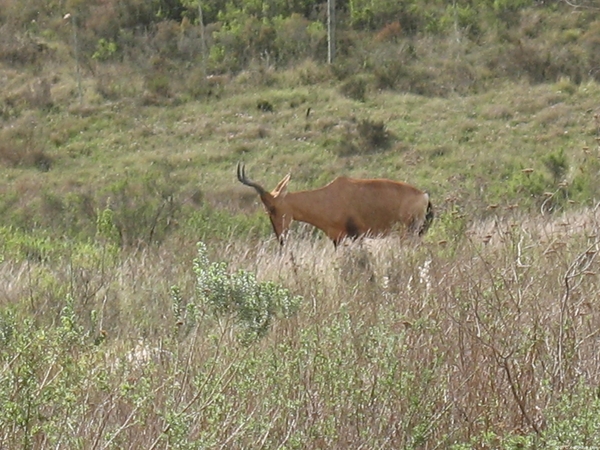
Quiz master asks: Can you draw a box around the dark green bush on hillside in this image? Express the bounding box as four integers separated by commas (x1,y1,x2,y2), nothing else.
543,148,568,184
339,76,367,101
358,118,390,149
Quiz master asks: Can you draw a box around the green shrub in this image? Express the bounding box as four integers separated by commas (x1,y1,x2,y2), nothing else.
339,75,368,102
542,148,569,183
272,14,325,64
440,3,482,38
145,72,171,97
426,206,468,256
0,143,52,171
183,205,271,243
0,297,98,449
193,242,302,343
571,152,600,203
0,226,55,262
184,69,227,100
328,116,391,157
92,38,118,61
98,173,182,246
358,118,390,149
0,29,49,66
371,50,410,90
330,133,360,157
505,169,549,203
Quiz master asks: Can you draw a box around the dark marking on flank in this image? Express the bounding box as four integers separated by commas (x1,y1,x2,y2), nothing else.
345,217,360,239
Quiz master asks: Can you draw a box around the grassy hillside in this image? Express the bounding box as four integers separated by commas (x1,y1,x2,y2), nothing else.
2,1,600,448
2,75,600,245
2,1,600,246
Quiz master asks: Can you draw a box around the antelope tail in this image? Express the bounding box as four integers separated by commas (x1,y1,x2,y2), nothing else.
419,197,434,236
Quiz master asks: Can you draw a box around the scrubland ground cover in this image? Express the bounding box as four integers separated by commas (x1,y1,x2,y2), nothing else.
2,213,600,449
2,0,600,448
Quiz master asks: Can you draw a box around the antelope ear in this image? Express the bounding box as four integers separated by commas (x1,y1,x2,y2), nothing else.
273,173,291,197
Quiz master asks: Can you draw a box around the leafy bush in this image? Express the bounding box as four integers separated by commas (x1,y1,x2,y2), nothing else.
370,46,411,90
0,143,52,171
339,75,368,102
505,169,549,202
272,14,325,64
0,31,49,66
571,151,600,203
543,147,569,183
144,71,171,97
184,70,227,100
92,38,118,61
0,295,102,449
358,118,390,149
194,242,301,343
329,116,391,156
96,173,182,246
427,206,468,256
0,226,54,262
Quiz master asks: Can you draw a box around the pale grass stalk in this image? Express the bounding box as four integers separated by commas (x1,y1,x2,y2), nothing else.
89,395,118,450
256,406,278,448
1,339,33,376
173,324,200,410
147,335,250,450
276,407,299,450
555,239,600,391
35,362,63,396
499,354,541,435
100,404,141,450
219,403,260,449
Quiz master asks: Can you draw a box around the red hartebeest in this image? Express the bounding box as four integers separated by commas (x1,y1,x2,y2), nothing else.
237,163,433,247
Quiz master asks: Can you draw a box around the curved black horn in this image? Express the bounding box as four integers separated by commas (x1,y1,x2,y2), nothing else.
237,162,265,195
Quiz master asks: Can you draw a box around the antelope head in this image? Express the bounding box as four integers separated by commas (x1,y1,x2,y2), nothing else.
237,162,292,245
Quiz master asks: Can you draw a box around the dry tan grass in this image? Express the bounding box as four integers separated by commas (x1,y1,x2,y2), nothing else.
2,207,600,447
467,205,600,248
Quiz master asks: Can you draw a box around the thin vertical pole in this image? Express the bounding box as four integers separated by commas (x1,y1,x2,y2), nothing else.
72,14,82,104
198,2,207,76
327,0,336,64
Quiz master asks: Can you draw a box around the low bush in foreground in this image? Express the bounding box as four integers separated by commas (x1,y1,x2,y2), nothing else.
1,208,600,448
